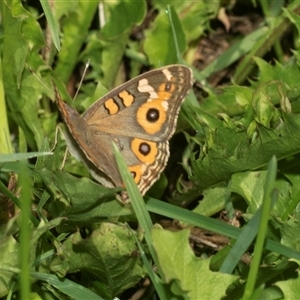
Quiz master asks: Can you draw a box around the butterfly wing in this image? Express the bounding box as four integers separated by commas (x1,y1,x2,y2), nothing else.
55,91,121,188
56,65,193,196
83,65,193,141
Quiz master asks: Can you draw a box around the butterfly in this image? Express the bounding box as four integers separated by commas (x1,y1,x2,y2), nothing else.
55,64,193,200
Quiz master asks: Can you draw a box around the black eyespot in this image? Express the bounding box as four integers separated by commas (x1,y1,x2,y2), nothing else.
165,82,172,91
139,142,150,156
130,171,136,178
146,108,159,122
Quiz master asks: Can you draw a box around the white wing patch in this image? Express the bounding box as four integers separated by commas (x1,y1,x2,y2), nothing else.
138,79,158,100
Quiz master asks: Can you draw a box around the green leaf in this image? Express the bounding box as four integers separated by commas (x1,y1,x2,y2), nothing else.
54,1,99,84
275,266,300,300
199,85,253,117
152,1,217,43
50,223,144,297
34,169,133,226
193,186,228,216
2,1,46,149
144,7,186,66
152,229,237,299
191,99,300,190
230,169,292,217
281,220,300,251
251,58,300,112
0,236,19,298
101,0,146,38
146,198,300,261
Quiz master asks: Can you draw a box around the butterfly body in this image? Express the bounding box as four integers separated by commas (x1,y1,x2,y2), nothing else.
56,65,193,198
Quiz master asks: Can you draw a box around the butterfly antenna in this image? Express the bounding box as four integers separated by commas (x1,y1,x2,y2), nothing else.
73,59,90,103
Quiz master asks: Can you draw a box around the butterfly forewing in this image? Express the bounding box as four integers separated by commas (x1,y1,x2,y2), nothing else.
83,65,193,142
55,65,193,198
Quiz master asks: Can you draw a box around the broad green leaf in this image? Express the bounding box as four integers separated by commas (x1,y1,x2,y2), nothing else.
191,102,300,190
251,58,300,112
144,7,186,66
2,1,46,149
281,220,300,251
50,223,144,298
152,229,237,299
275,269,300,299
193,186,228,216
180,1,217,43
278,157,300,220
34,169,133,226
0,235,19,297
81,1,146,90
200,85,253,117
230,171,266,213
230,170,294,218
151,1,217,43
54,1,98,84
101,0,146,38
